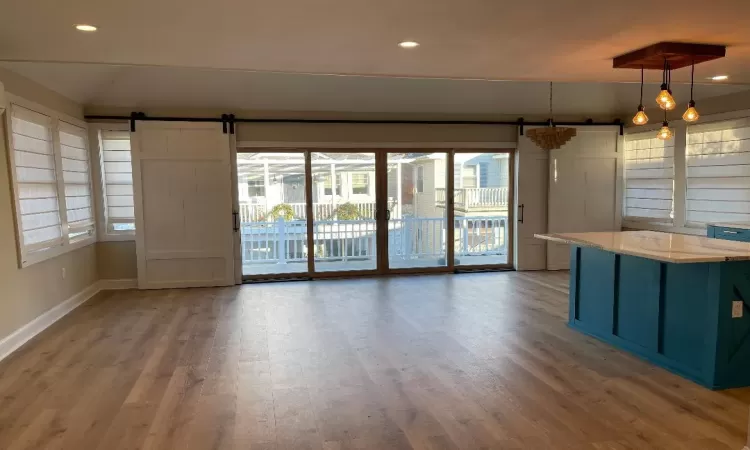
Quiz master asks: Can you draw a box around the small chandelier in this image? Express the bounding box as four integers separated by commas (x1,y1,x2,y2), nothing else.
525,83,577,150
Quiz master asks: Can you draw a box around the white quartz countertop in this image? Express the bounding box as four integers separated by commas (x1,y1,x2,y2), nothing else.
535,231,750,263
708,222,750,230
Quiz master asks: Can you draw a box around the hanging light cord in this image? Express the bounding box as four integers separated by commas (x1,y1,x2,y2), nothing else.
548,81,553,125
690,59,695,101
640,65,644,106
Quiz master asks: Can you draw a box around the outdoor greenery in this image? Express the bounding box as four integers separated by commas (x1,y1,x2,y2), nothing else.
332,202,362,220
266,203,296,221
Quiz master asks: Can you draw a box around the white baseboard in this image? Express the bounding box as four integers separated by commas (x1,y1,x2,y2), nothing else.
98,278,137,290
0,277,137,363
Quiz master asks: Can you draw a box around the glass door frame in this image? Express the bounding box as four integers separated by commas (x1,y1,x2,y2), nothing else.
450,148,515,271
379,149,455,275
238,147,514,282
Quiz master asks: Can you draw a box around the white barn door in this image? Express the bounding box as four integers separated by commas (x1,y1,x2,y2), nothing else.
547,128,621,270
132,122,235,289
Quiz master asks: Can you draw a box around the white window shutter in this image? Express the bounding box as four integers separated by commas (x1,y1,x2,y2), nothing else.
623,131,675,223
686,118,750,225
100,130,135,232
10,105,64,253
59,121,95,240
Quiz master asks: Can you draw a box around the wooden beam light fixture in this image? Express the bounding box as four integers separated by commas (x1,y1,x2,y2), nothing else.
614,42,726,126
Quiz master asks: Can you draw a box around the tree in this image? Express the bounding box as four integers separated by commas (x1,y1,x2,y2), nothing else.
267,203,296,221
332,202,362,220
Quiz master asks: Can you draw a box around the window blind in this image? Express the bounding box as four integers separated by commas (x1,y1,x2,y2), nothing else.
623,131,674,222
100,130,135,232
686,118,750,225
10,106,64,252
59,122,94,240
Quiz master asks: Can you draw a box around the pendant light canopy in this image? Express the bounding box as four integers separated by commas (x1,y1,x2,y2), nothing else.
632,66,649,125
682,61,700,122
656,59,676,110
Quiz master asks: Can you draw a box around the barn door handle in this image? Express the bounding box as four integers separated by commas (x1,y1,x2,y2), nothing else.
518,204,524,224
233,212,239,232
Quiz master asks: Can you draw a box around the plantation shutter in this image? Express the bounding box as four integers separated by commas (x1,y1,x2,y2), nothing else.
686,118,750,224
59,121,95,240
101,130,135,231
623,131,674,222
10,105,64,253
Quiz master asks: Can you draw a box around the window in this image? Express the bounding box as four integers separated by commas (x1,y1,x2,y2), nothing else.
247,179,265,197
60,122,95,241
351,173,370,195
7,102,95,267
99,129,135,233
462,165,478,189
686,118,750,225
623,131,674,223
323,174,342,196
416,166,424,193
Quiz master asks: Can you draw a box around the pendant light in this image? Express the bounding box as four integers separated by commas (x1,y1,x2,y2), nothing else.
682,60,700,122
525,83,577,150
656,59,676,110
632,65,649,125
657,109,673,141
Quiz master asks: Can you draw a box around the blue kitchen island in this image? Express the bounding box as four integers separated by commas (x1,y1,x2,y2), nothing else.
536,230,750,390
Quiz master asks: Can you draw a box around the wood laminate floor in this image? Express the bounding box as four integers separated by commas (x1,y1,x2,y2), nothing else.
1,271,749,450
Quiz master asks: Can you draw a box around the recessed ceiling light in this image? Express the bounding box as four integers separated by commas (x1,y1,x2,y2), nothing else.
710,75,729,81
75,24,97,32
398,41,419,49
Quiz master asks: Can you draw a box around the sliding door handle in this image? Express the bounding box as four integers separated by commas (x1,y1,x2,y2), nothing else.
386,210,391,221
233,212,239,232
518,204,524,224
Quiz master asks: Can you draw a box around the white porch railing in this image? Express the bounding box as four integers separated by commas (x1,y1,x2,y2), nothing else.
241,216,508,265
240,202,378,222
435,187,508,210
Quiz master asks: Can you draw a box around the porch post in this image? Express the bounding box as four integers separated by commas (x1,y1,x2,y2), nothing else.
277,217,287,265
263,162,270,216
396,163,402,219
330,163,337,211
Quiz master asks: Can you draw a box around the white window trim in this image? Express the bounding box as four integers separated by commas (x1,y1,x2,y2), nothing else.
623,107,750,235
88,122,135,242
4,94,97,267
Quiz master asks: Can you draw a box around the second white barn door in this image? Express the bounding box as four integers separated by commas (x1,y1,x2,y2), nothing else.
546,128,621,270
132,122,235,289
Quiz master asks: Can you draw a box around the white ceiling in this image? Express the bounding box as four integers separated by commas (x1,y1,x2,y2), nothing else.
0,0,748,84
2,62,747,117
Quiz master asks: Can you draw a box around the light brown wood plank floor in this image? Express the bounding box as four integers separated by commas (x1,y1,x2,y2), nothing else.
1,271,749,450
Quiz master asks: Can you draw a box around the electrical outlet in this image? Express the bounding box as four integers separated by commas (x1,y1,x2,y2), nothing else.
732,301,743,318
61,267,66,280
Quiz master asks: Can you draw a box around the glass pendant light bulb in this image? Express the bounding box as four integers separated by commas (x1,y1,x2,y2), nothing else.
657,121,674,141
656,85,676,110
632,105,648,125
683,100,700,122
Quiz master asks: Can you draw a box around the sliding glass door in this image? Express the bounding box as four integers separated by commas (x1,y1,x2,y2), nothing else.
452,150,514,268
238,152,310,277
237,148,513,280
311,152,379,274
385,152,449,271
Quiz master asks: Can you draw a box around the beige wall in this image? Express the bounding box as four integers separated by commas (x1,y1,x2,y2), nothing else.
97,241,137,280
0,70,98,342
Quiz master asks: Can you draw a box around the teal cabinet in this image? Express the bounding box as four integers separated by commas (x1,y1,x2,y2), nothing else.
709,225,750,242
569,245,750,390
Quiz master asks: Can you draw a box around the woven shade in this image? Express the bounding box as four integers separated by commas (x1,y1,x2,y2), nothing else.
525,127,577,150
